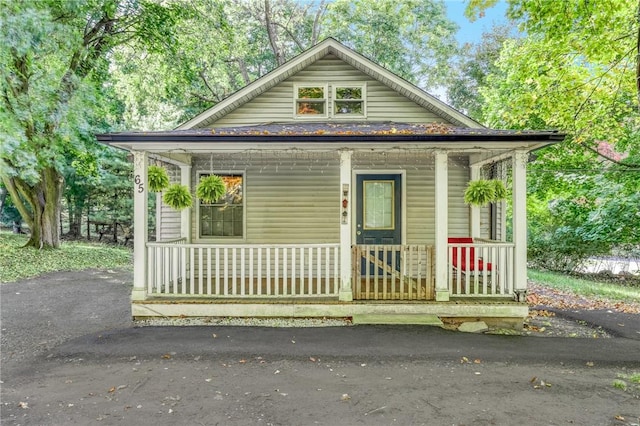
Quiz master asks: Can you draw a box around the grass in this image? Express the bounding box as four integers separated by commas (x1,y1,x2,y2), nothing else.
528,268,640,303
613,372,640,397
0,231,132,283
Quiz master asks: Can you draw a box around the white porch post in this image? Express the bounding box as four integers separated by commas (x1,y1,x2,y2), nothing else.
132,151,148,301
512,150,528,301
434,150,449,301
339,150,353,301
470,164,481,238
180,164,192,242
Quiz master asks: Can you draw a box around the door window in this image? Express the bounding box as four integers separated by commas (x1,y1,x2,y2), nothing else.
363,180,395,230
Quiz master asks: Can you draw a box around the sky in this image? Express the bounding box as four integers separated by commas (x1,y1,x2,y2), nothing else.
444,0,509,44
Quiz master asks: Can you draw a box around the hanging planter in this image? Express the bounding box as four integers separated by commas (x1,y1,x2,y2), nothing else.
147,165,170,192
163,184,192,210
464,179,496,206
196,174,226,203
491,179,507,201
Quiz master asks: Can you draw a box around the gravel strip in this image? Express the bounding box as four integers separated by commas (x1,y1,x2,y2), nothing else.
135,317,352,327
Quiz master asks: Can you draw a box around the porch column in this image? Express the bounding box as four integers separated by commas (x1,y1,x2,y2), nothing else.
339,150,353,301
180,164,192,243
434,150,449,301
469,164,481,238
512,150,528,301
132,150,148,301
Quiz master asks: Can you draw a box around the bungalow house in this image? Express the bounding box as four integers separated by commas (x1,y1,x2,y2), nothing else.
97,38,564,328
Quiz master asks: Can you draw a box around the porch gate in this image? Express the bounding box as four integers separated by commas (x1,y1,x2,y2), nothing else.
352,245,435,300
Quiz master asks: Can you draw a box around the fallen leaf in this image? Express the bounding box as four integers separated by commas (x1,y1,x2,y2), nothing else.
309,357,317,362
461,357,470,364
341,393,351,401
162,354,172,359
615,415,625,421
586,362,594,367
239,359,247,364
18,402,28,409
530,376,537,383
473,359,481,364
108,387,116,393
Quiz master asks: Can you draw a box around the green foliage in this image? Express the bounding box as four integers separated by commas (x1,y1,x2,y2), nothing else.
467,0,640,269
528,269,640,303
0,0,183,248
196,174,226,203
0,231,131,283
321,0,458,89
163,184,192,210
147,165,169,192
464,180,496,206
447,24,514,120
491,179,507,200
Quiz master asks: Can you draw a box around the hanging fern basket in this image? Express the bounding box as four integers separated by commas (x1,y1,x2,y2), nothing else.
196,174,226,204
163,184,192,211
147,165,170,192
491,179,507,201
464,180,496,206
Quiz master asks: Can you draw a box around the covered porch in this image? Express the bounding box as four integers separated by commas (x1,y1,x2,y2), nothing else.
119,140,538,324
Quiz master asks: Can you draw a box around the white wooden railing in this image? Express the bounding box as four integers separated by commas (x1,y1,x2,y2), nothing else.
146,243,340,298
448,241,515,297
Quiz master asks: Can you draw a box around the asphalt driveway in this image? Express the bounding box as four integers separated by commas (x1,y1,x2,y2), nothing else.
2,269,640,426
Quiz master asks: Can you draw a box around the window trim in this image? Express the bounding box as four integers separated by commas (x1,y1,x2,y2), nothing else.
195,171,246,242
294,83,328,119
332,83,367,118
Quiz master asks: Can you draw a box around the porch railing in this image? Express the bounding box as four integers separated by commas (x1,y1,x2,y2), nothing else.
447,241,514,297
352,245,435,300
146,242,340,298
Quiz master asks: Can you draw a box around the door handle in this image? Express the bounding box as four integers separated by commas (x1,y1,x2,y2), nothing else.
356,231,362,235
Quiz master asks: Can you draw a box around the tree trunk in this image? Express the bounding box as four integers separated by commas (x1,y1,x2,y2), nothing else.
0,186,6,220
2,167,64,249
264,0,286,66
25,167,63,249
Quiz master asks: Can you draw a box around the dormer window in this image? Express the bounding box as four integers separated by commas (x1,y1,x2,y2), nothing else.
334,85,365,116
295,84,327,117
294,83,366,118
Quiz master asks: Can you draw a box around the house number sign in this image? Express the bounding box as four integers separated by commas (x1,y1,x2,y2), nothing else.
134,175,144,193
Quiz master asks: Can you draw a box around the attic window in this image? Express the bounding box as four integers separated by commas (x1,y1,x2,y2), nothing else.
334,85,365,116
295,85,327,116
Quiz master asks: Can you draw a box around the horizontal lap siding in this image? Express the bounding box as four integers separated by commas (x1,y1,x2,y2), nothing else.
209,55,450,127
192,153,340,244
353,153,469,244
157,163,182,241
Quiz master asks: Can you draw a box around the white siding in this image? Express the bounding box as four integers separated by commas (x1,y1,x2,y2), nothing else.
208,55,452,127
157,152,473,245
156,163,182,241
352,152,469,244
192,153,340,244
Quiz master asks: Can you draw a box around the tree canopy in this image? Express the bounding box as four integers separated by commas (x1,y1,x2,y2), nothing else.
467,0,640,269
0,0,182,248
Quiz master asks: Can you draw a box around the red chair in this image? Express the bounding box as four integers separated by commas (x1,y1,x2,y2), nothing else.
448,237,492,272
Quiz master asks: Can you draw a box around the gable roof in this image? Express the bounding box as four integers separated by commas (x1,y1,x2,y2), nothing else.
176,38,483,130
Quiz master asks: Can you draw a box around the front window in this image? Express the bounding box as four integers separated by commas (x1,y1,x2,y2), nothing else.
295,85,327,116
199,173,244,238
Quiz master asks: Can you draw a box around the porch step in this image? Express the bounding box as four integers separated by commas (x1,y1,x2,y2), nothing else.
351,314,443,326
